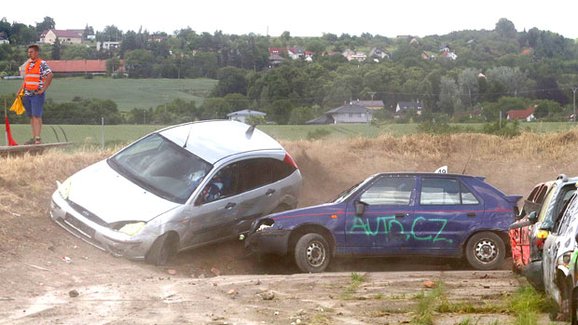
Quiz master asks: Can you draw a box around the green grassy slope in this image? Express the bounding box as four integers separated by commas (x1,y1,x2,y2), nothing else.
0,77,218,111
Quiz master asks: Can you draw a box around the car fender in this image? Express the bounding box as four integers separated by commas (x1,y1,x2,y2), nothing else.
557,264,572,278
286,222,338,256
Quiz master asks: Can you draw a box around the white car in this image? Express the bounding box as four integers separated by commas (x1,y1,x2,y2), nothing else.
542,191,578,321
50,120,302,265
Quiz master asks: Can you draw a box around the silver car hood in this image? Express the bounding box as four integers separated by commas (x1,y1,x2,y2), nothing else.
66,160,180,224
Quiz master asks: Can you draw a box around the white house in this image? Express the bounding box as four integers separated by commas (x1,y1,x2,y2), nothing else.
40,29,84,45
97,41,121,51
307,103,372,124
227,109,267,124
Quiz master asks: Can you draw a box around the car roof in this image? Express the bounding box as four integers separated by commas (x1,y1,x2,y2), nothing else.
373,172,485,180
158,120,283,164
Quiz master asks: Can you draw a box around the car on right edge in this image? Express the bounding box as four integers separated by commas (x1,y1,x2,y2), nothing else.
542,191,578,322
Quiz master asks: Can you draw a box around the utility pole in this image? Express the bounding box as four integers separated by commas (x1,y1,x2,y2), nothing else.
572,87,578,123
368,91,376,101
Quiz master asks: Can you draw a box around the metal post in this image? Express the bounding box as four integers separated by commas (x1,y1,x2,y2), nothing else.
101,117,105,149
572,87,578,123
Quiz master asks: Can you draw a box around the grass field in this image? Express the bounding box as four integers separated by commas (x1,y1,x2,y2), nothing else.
3,121,578,147
0,77,218,110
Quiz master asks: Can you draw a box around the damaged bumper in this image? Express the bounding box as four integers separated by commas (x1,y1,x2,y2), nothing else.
523,260,544,291
246,223,291,256
49,191,151,260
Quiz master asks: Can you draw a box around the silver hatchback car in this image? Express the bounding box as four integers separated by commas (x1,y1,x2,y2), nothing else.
50,120,302,265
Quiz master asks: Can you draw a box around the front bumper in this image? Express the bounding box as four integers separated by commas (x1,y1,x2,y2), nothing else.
246,228,291,256
523,260,544,292
49,191,152,260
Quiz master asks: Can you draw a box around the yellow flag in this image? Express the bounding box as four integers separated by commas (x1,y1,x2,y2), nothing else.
9,90,25,115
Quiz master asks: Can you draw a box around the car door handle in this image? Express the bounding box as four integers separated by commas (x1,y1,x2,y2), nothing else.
395,213,408,218
225,202,237,210
265,189,276,197
467,212,476,217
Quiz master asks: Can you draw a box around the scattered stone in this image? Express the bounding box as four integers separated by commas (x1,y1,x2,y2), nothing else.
258,291,275,300
480,273,489,279
422,280,436,288
255,279,261,285
227,289,237,295
337,311,344,316
167,269,177,275
274,311,279,316
61,256,72,264
483,285,490,289
316,307,324,312
198,274,206,279
211,267,221,277
68,290,79,298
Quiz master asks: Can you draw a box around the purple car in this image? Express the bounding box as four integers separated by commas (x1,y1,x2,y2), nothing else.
246,173,521,273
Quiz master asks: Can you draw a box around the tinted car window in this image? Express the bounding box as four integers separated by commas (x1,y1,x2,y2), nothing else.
360,176,415,205
461,182,480,204
198,158,294,205
420,178,479,205
238,158,293,192
554,194,578,235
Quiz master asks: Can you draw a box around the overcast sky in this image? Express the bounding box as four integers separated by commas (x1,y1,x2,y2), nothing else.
3,0,578,39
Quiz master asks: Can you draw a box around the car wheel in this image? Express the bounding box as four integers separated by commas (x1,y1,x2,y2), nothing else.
465,232,505,270
294,233,331,273
145,233,177,266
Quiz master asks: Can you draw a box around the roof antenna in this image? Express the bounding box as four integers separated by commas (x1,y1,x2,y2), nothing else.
245,123,257,139
183,124,194,148
461,154,472,174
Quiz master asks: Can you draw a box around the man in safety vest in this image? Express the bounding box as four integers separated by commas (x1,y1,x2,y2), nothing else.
19,44,52,145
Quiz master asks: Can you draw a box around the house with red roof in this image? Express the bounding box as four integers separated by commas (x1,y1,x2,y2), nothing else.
506,106,536,122
46,60,124,76
41,29,84,45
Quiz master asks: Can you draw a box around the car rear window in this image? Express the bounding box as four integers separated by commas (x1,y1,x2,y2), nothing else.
420,178,480,205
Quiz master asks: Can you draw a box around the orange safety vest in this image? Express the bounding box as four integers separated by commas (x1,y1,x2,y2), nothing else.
24,59,43,91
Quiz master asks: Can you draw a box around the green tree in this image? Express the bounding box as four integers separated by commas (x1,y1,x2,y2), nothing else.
125,49,155,78
495,18,517,39
51,38,62,60
212,66,248,96
35,17,55,34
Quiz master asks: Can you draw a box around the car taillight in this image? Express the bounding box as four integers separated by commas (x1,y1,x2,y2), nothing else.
284,153,298,170
535,230,549,249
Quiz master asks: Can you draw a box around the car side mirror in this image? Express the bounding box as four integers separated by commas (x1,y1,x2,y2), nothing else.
355,200,368,216
528,211,538,224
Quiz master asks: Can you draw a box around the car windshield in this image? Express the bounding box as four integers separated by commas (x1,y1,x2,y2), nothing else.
108,133,212,204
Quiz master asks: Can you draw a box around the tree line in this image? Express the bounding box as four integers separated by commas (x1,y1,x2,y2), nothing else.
1,17,577,124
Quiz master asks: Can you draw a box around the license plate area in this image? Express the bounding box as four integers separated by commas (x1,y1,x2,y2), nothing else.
64,214,96,238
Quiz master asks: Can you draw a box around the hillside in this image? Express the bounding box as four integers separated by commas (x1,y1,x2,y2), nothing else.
0,78,218,110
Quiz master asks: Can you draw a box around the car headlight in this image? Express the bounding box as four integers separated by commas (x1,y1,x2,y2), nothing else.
57,178,72,200
117,222,146,236
255,218,275,232
559,251,573,267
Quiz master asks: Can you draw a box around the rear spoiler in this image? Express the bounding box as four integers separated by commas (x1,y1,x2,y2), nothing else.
505,195,523,205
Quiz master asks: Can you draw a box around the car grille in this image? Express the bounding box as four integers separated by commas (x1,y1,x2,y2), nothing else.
63,213,96,238
66,200,109,227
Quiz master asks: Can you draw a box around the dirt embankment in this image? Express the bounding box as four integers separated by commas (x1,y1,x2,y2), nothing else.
1,131,577,324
